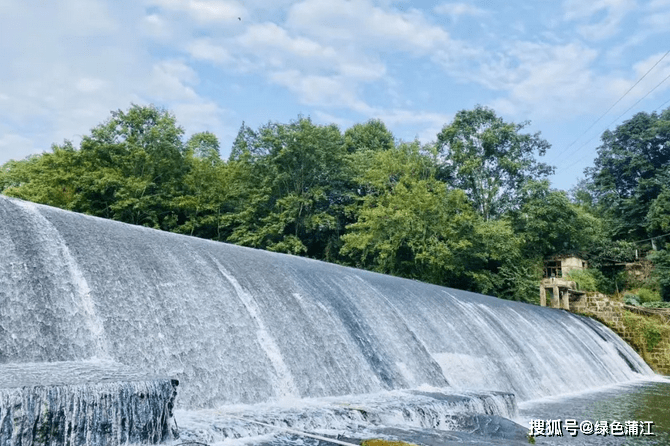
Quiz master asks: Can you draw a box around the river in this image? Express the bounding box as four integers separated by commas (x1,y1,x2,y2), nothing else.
519,378,670,445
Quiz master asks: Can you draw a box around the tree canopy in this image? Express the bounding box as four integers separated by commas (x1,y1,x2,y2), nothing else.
436,106,553,221
4,103,669,302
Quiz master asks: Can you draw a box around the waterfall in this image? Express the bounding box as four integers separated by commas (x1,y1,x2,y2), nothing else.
0,362,178,446
0,195,656,444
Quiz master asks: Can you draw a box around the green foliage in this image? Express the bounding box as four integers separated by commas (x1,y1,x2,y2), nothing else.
436,105,553,221
512,180,602,259
186,131,221,160
621,288,660,305
584,239,637,270
340,142,477,285
171,147,237,240
641,301,670,308
622,311,669,352
13,103,668,305
647,182,670,235
648,250,670,301
565,269,603,292
492,257,543,304
637,288,662,304
0,104,218,234
225,117,350,259
339,141,536,300
1,141,83,210
344,119,395,153
586,109,670,241
624,294,641,306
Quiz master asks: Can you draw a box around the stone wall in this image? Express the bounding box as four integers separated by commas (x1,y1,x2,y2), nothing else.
570,293,625,329
570,293,670,376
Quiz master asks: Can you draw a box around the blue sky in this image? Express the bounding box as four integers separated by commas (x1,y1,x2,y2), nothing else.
1,0,670,191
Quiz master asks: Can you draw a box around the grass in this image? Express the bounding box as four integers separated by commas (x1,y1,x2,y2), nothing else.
622,311,669,352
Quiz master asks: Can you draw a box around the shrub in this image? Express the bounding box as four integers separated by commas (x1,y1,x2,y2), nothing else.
624,294,640,306
641,301,670,309
637,288,662,304
565,269,603,292
648,250,670,301
621,311,670,352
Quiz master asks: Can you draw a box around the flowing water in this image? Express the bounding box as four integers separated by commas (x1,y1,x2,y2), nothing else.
518,379,670,445
0,195,662,444
0,361,178,445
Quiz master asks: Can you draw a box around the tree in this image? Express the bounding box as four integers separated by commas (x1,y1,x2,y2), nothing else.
1,141,84,209
340,141,478,284
186,131,221,160
511,180,602,259
436,106,553,221
586,109,670,241
72,104,188,228
171,133,240,239
2,104,192,230
343,119,395,153
225,117,350,259
648,250,670,301
340,141,538,300
646,172,670,239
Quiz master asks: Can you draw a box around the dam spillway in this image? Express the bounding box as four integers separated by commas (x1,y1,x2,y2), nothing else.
0,362,178,446
0,194,656,444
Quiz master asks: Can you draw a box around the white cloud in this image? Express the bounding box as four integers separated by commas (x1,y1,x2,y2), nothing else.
186,38,232,64
643,10,670,30
630,52,670,93
315,107,451,144
234,21,387,78
562,0,636,40
373,109,451,127
482,40,670,123
140,0,467,127
147,61,199,102
150,0,247,24
225,20,389,112
238,23,339,62
0,0,239,166
312,111,355,130
286,0,452,54
434,2,487,17
483,41,603,118
269,70,373,112
172,101,230,133
55,0,118,35
0,133,40,163
142,13,173,40
373,109,452,143
75,78,107,94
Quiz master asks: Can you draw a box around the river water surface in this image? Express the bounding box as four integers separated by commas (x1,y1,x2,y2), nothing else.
518,379,670,445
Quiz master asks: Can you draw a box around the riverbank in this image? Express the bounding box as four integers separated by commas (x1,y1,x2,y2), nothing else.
571,293,670,375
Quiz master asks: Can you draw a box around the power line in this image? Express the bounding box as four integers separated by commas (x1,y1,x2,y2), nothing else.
557,69,670,172
630,231,670,245
654,97,670,113
606,70,670,127
551,50,670,162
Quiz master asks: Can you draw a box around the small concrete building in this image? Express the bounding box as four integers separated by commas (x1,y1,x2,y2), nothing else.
540,256,587,310
544,256,587,279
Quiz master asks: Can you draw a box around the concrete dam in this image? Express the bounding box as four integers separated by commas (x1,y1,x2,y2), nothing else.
0,195,656,445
